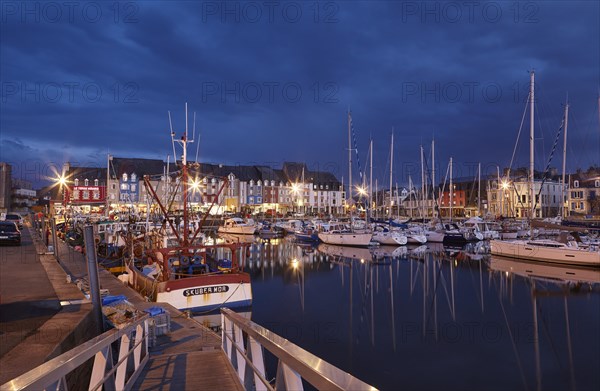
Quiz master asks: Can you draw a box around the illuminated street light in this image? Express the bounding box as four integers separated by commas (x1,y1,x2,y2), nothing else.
190,179,200,191
356,186,367,197
501,181,509,190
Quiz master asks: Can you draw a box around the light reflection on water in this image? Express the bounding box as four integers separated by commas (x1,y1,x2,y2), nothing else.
195,237,600,391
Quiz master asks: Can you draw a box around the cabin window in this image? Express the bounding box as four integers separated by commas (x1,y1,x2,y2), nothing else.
574,180,579,188
84,179,89,186
94,179,99,186
74,179,79,186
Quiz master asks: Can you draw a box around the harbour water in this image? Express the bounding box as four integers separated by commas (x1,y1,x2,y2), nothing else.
196,237,600,391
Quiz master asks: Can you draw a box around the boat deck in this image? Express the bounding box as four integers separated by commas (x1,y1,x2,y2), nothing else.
53,234,244,390
2,225,243,390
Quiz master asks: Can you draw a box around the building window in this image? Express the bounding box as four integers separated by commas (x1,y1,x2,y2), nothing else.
111,184,116,190
83,191,89,199
121,184,128,191
123,173,128,182
94,179,99,186
580,202,584,209
84,179,89,186
131,184,136,192
74,179,79,186
131,173,137,182
596,180,600,188
573,180,579,188
93,191,100,200
110,194,115,200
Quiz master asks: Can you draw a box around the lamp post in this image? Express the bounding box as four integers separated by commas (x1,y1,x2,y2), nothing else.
357,185,367,218
291,183,300,215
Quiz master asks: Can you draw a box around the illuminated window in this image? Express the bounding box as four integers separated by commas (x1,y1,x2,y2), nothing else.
94,179,99,186
84,179,89,186
123,173,128,182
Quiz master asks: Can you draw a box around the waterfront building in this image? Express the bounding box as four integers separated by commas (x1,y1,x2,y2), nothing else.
567,173,600,217
11,178,37,212
0,163,12,214
44,158,345,216
487,176,563,218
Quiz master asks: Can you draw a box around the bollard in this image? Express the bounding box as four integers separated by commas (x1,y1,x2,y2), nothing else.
51,217,59,262
83,225,104,334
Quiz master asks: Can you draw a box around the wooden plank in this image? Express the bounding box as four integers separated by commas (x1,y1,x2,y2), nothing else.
133,350,244,391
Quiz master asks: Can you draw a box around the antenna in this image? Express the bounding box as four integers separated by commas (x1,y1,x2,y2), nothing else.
192,111,196,143
168,111,177,163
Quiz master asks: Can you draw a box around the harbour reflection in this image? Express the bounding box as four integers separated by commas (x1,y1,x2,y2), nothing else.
199,237,600,391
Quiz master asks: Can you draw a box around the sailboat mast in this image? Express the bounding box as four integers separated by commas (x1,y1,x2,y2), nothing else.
478,162,481,216
420,145,425,220
182,102,189,246
450,157,453,222
408,175,413,219
390,130,394,218
561,98,569,218
369,137,373,219
348,111,353,212
431,138,435,218
529,71,535,235
105,153,111,217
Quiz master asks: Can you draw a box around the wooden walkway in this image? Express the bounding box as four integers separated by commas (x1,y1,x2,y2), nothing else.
54,236,244,390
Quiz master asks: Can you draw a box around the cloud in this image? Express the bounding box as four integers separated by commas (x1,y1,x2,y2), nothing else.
1,0,598,188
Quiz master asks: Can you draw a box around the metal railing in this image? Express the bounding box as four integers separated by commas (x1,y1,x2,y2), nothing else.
221,308,378,391
1,315,150,391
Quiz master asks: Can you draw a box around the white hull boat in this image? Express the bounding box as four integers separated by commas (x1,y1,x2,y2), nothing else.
218,218,256,235
490,239,600,267
318,231,373,247
372,231,408,245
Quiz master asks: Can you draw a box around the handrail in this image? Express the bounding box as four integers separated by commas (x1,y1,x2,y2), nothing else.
1,314,150,391
221,308,378,391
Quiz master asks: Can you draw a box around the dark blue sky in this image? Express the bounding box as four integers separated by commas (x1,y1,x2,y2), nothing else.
1,1,599,188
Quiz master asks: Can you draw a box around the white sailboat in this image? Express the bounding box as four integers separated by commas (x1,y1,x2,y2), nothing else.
490,71,600,267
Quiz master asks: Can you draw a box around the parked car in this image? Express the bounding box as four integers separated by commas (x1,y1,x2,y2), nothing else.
5,213,23,229
0,221,21,245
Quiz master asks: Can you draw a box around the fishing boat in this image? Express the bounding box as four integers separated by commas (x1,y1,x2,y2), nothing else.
126,104,252,312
